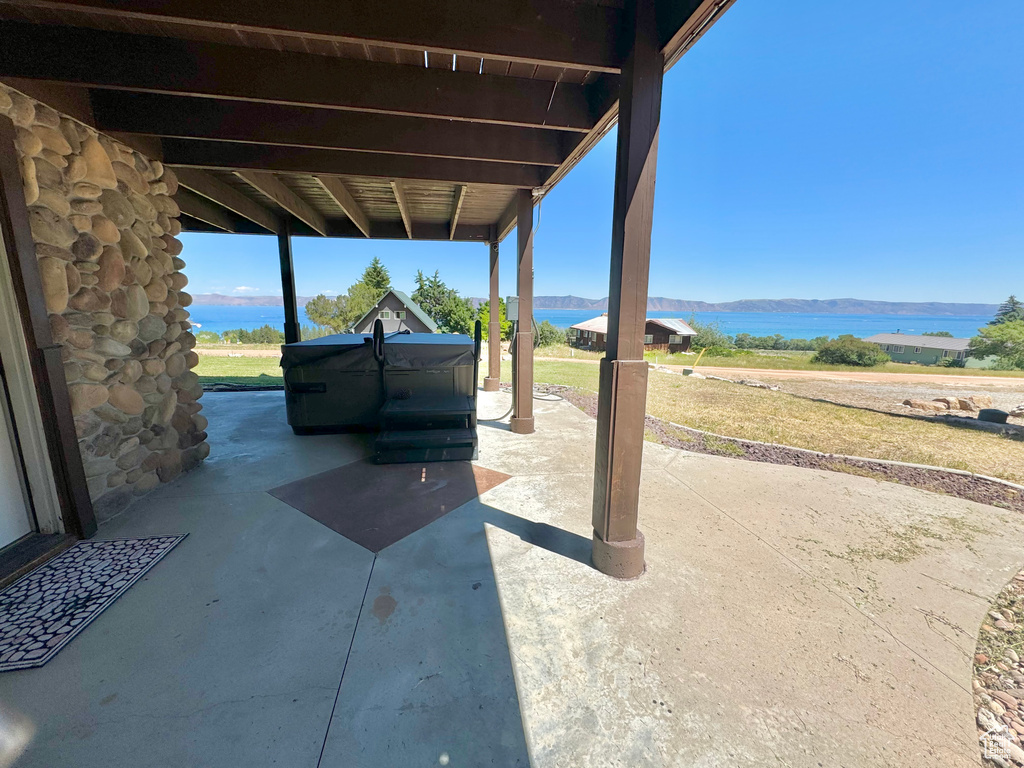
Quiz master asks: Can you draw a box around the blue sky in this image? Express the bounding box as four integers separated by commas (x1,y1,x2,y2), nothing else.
181,0,1023,304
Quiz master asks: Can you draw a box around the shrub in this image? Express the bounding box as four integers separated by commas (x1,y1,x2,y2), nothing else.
940,357,966,368
535,320,564,347
686,315,734,349
810,335,891,367
195,330,220,344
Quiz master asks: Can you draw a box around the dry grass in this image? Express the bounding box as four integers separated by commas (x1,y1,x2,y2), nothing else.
507,359,1024,484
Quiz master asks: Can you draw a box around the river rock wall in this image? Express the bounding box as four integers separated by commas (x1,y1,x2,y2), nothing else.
0,82,208,522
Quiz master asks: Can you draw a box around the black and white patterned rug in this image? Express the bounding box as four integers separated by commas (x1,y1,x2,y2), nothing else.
0,536,186,672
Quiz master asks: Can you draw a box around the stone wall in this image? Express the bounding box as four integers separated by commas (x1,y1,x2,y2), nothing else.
0,83,208,522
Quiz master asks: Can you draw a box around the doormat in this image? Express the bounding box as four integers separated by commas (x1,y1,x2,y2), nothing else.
0,535,186,672
269,460,510,553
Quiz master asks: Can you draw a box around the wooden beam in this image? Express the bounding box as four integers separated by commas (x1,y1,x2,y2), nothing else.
89,92,572,167
449,185,467,241
592,0,665,580
164,139,552,188
175,188,235,232
510,189,534,435
174,167,280,233
2,0,623,72
0,20,600,132
278,220,300,344
234,171,327,236
321,220,489,242
390,181,413,239
314,176,370,238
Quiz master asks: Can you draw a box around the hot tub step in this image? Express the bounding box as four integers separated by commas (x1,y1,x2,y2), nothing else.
375,427,478,464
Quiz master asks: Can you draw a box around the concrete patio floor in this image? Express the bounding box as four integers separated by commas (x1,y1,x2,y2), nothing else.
1,388,1021,766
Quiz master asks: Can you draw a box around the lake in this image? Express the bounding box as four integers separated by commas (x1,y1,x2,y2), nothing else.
186,304,992,341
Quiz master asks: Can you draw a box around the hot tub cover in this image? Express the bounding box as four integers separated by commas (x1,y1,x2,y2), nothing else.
280,333,373,369
383,334,476,369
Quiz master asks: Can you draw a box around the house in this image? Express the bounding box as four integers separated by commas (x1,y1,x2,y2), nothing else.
863,333,981,366
569,315,695,353
350,289,438,334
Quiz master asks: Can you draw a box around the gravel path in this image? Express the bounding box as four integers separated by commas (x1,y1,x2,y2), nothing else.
973,571,1024,765
538,384,1024,515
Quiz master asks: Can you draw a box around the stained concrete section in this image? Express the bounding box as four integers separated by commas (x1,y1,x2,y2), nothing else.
0,393,375,768
476,389,1024,767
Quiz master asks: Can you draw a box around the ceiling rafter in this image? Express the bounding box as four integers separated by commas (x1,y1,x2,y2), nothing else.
234,170,327,236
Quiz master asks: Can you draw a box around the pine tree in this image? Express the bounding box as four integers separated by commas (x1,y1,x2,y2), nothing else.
990,295,1024,325
361,257,391,297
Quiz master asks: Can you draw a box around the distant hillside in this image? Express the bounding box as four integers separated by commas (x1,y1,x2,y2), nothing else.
532,296,999,316
192,293,999,317
192,293,315,307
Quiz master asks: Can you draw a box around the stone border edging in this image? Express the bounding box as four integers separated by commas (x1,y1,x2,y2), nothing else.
659,417,1024,493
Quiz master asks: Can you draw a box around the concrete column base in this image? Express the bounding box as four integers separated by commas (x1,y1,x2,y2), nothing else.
482,377,500,392
592,529,645,579
510,416,535,434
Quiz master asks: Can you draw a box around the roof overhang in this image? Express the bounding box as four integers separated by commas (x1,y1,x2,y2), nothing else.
0,0,735,242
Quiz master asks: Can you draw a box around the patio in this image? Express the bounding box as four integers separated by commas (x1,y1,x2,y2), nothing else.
0,388,1020,766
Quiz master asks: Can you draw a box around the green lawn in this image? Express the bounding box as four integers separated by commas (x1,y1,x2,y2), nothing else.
504,359,1024,484
535,344,1024,377
194,355,283,386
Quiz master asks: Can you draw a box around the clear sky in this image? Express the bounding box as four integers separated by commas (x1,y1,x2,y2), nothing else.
181,0,1023,305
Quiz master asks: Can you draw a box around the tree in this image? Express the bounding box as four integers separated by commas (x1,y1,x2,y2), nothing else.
969,320,1024,370
686,315,733,350
412,270,475,333
476,297,512,341
535,320,563,347
343,281,379,328
304,294,349,332
923,331,954,337
195,330,220,344
362,257,391,296
990,296,1024,326
811,335,891,367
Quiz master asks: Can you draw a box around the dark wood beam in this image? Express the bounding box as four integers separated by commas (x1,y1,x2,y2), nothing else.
174,167,280,233
390,181,413,239
510,189,535,435
89,92,572,167
175,188,235,232
0,20,601,132
2,0,623,72
484,240,501,390
314,176,370,238
592,0,665,580
320,219,490,242
235,171,327,236
278,220,300,344
449,185,467,241
163,139,552,188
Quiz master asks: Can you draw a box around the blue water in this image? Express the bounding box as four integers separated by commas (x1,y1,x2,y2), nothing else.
187,304,992,341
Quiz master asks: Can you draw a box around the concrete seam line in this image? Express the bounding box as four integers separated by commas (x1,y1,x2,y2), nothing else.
660,418,1024,492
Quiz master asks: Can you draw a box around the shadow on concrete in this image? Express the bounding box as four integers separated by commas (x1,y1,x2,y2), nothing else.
317,458,558,766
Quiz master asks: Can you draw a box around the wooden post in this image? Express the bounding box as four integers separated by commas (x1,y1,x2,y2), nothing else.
0,118,96,538
510,189,534,434
278,219,300,344
483,240,501,392
591,0,663,578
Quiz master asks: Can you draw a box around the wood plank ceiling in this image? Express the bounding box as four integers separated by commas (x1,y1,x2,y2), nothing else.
0,0,734,241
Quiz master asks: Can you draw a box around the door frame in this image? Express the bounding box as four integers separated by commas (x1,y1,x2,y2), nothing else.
0,115,96,539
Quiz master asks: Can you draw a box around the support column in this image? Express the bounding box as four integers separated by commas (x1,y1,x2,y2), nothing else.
591,0,663,579
277,219,300,344
510,189,534,434
483,240,501,392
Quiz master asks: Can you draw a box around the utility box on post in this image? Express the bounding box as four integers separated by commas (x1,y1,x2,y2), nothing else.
506,296,519,322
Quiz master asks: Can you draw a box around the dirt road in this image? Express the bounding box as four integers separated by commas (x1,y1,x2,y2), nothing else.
665,365,1024,387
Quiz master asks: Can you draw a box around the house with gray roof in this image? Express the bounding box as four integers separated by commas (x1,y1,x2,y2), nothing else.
569,315,695,353
351,289,438,334
862,333,987,367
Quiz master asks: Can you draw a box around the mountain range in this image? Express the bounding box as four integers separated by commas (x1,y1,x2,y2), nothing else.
192,293,998,316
